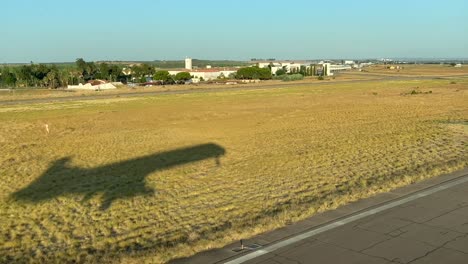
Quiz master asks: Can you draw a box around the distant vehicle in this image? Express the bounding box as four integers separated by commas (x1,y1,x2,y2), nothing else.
139,81,163,86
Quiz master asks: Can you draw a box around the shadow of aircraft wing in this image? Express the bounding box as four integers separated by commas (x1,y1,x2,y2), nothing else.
11,143,225,210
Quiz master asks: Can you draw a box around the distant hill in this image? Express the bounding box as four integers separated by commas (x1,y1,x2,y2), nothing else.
149,59,249,69
2,60,250,69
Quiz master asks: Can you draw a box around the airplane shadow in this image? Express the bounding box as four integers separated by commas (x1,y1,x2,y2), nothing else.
11,143,225,210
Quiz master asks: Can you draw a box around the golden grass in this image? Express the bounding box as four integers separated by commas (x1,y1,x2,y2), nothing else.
357,64,468,76
0,74,378,102
0,78,467,263
0,65,465,102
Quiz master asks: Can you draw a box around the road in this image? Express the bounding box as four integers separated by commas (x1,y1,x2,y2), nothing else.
171,168,468,264
237,172,468,264
1,74,466,106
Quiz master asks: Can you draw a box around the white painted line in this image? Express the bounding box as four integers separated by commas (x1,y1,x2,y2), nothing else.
224,174,468,264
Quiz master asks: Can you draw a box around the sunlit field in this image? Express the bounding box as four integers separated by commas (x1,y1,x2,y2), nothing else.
1,78,466,263
356,64,468,76
0,73,374,102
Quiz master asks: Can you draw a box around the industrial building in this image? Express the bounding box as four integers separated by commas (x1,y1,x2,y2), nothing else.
256,61,304,74
254,59,357,76
167,58,237,82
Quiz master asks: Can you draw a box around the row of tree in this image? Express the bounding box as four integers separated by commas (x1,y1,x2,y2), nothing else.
235,67,272,80
152,71,192,83
0,64,66,88
75,58,127,82
0,59,162,88
151,67,273,83
2,61,327,88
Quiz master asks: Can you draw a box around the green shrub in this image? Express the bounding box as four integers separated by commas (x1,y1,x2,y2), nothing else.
281,74,304,82
404,89,432,95
236,67,272,80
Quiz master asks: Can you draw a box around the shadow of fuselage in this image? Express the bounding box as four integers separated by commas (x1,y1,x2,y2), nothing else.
11,143,225,210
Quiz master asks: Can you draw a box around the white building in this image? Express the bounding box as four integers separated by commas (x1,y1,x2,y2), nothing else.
162,57,237,81
68,82,116,90
168,68,237,81
185,57,192,70
329,64,352,72
256,61,305,74
257,60,352,76
322,63,332,76
359,62,374,68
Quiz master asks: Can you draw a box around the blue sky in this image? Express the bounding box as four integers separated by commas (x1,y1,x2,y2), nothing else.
1,0,467,62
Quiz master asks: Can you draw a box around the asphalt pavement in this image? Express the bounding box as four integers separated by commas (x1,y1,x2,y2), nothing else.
239,172,468,264
172,168,468,264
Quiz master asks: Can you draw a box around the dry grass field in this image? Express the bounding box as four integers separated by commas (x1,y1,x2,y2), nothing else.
0,77,467,263
0,74,373,103
2,64,464,103
355,64,468,76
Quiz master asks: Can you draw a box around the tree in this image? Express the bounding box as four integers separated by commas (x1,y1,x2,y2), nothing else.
275,68,286,76
32,64,50,83
16,65,35,86
108,65,122,82
153,70,171,82
95,63,122,81
97,63,109,80
131,63,155,81
236,67,272,80
68,69,81,85
76,58,87,73
84,62,97,81
15,64,53,87
138,63,155,76
174,72,192,81
300,65,307,76
75,58,97,81
45,70,60,88
0,67,17,87
58,68,71,87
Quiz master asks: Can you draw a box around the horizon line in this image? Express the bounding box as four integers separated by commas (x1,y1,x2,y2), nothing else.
2,57,468,65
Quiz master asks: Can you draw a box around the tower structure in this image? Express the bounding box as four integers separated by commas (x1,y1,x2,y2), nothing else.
185,57,192,70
